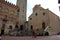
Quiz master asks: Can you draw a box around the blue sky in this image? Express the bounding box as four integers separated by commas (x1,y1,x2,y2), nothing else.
6,0,60,20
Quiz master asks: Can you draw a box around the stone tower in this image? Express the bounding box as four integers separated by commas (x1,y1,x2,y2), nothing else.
16,0,27,27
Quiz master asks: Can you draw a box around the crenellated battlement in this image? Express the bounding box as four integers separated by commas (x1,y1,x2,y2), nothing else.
0,0,18,9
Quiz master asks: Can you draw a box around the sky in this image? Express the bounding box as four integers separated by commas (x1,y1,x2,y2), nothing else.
6,0,60,20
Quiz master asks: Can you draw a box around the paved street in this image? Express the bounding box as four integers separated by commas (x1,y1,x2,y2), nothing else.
1,35,60,40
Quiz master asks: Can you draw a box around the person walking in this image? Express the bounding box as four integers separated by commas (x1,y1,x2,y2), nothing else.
32,30,36,38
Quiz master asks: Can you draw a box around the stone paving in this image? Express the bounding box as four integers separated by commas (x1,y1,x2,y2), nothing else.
1,35,60,40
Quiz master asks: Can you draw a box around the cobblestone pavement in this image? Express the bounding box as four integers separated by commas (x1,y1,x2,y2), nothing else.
1,35,60,40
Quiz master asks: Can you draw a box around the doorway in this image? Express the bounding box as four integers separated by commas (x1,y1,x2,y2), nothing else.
30,25,33,30
42,22,45,30
1,24,5,35
45,32,49,36
20,25,23,30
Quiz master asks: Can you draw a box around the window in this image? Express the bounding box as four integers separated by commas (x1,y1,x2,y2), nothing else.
11,11,15,15
0,6,2,10
5,8,9,13
43,12,45,15
29,18,32,20
35,12,38,16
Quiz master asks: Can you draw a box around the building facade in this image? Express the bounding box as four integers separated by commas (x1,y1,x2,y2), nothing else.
17,0,27,29
28,5,60,36
0,0,27,36
0,0,19,35
0,0,60,36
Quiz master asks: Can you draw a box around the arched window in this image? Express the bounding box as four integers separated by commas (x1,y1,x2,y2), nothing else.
5,8,9,13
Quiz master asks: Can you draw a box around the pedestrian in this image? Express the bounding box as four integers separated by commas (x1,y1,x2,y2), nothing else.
32,30,36,38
